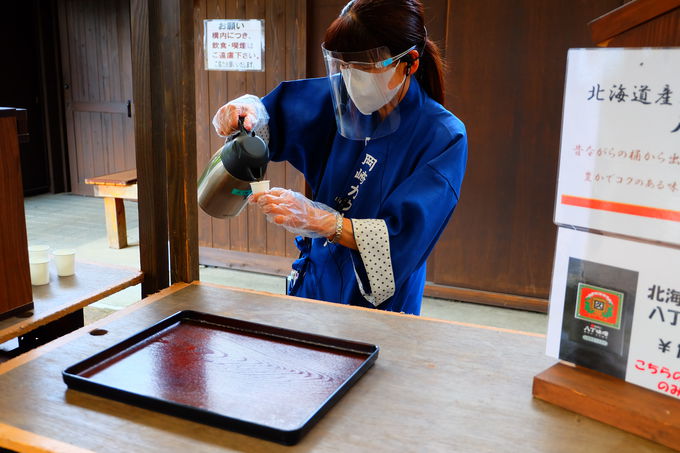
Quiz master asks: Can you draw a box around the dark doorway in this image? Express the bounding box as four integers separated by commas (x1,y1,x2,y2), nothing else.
0,1,51,195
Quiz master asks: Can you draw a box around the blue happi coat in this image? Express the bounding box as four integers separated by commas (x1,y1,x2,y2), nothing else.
261,77,467,314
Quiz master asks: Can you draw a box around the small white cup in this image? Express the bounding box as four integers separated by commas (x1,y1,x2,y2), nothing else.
29,259,50,286
28,245,50,261
250,180,270,194
53,249,76,277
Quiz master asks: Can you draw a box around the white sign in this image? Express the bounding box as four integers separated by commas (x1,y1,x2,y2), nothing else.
204,19,264,71
554,48,680,246
546,228,680,400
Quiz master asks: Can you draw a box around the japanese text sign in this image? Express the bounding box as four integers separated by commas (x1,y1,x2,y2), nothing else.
204,19,264,71
554,48,680,246
546,228,680,400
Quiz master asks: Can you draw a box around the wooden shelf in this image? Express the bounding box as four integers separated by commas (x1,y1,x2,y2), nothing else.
0,261,143,344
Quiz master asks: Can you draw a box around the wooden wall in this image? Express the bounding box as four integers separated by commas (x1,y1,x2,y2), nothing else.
423,0,624,309
194,0,306,260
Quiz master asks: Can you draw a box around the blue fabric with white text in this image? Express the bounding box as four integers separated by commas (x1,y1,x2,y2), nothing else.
262,77,467,314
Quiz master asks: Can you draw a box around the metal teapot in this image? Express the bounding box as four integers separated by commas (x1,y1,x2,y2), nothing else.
197,118,269,218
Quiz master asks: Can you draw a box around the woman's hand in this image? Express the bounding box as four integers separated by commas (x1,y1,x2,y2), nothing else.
250,188,337,239
212,94,269,137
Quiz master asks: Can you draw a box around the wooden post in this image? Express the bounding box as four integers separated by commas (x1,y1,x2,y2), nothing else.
130,0,168,296
157,0,199,285
129,0,199,296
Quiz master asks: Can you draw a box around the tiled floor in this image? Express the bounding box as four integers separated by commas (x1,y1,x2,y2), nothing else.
24,193,548,334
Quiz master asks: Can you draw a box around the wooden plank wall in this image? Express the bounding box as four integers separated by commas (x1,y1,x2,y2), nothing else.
194,0,306,259
423,0,624,309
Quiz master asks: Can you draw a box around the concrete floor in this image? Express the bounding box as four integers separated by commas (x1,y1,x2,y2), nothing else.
24,193,548,334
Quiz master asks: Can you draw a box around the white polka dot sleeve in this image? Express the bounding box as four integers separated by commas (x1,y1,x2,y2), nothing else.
253,123,270,145
351,219,396,306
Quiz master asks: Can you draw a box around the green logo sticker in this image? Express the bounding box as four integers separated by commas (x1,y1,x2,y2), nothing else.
231,188,252,197
575,282,624,329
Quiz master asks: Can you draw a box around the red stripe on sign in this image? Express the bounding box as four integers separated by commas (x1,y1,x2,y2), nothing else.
561,195,680,222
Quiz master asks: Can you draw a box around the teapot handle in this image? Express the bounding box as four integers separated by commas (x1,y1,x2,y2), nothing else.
238,115,256,137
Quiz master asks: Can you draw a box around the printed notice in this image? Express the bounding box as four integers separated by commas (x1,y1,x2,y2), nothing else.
546,228,680,399
204,19,264,71
554,48,680,246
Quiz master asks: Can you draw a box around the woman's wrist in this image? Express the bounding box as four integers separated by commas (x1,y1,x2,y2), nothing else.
328,217,357,250
329,213,344,243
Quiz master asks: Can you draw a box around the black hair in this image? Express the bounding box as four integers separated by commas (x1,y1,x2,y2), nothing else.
324,0,446,104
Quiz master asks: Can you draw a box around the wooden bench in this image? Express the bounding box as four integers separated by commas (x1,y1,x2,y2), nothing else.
84,170,137,249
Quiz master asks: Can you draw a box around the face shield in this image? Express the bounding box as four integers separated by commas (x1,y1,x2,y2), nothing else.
322,44,415,140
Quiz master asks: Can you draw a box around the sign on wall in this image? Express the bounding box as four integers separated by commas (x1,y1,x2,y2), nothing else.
204,19,264,71
546,228,680,399
554,48,680,246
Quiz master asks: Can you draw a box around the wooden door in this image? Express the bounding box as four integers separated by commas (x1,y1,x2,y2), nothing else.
58,0,135,195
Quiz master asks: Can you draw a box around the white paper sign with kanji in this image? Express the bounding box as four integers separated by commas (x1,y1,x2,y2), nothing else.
554,48,680,246
546,227,680,400
204,19,264,71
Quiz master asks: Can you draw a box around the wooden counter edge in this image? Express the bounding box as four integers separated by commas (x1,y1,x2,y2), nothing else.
191,281,547,338
0,268,144,344
0,283,189,375
533,363,680,450
0,423,95,453
1,280,545,376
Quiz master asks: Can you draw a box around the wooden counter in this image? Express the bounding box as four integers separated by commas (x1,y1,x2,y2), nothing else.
0,282,673,452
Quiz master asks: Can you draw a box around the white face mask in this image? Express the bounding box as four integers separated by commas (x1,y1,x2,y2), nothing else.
340,65,405,115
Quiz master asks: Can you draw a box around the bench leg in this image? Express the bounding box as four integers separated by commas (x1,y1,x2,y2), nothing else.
103,197,128,249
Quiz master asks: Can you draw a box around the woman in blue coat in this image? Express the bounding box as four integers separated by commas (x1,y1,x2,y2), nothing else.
213,0,467,315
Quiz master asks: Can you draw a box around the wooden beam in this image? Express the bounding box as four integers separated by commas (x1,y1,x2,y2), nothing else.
130,0,170,296
157,0,199,284
423,284,549,313
199,246,294,277
589,0,680,44
92,184,138,200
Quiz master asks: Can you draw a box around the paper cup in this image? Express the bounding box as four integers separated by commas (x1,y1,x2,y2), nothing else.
53,249,76,277
250,180,270,194
29,259,50,286
28,245,50,261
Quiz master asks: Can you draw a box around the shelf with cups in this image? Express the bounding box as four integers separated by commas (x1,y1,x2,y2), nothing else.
28,245,76,285
0,257,143,360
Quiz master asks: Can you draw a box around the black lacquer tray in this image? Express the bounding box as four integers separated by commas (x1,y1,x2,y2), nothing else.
62,310,379,445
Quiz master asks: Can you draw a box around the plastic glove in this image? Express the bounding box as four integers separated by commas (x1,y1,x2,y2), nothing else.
250,188,338,239
212,94,269,137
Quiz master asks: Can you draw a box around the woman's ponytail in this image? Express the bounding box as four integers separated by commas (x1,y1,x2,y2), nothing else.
416,38,446,105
